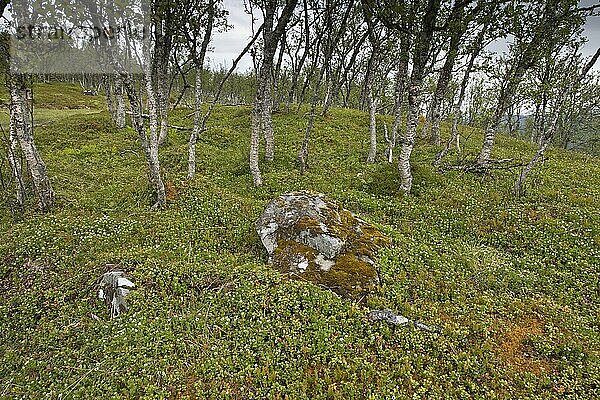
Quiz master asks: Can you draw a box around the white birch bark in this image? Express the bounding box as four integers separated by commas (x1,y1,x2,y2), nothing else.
398,82,421,194
383,123,393,163
367,90,377,163
7,116,25,209
8,73,54,212
143,60,166,208
114,76,126,129
189,70,203,179
386,40,409,164
250,0,298,185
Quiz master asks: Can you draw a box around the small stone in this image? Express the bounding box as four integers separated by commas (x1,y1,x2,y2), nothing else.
367,309,409,326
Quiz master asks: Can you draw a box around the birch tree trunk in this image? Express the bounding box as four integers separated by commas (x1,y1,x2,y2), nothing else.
399,80,422,194
367,89,377,163
259,3,278,163
386,37,409,163
361,0,380,164
398,0,441,194
114,76,126,129
188,2,215,179
121,72,166,209
476,58,530,166
477,103,505,165
7,116,25,209
8,73,54,212
189,69,204,179
144,67,166,208
250,0,298,186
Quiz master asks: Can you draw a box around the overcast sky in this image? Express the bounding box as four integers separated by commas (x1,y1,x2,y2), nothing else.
210,0,600,73
2,0,598,72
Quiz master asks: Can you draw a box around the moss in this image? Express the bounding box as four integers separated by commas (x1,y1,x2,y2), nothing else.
272,239,316,272
295,216,324,234
273,234,381,298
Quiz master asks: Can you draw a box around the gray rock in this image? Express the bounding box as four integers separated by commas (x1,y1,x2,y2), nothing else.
367,309,409,325
367,309,441,333
256,191,390,297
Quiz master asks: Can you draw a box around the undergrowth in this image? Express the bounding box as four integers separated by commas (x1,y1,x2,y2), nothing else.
0,84,598,399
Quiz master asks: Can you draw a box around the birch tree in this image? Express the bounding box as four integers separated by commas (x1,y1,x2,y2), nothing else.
184,0,221,178
2,1,55,212
514,46,600,196
384,32,409,163
425,0,482,146
83,0,169,208
250,0,299,186
370,0,443,193
297,0,355,174
362,0,382,163
435,26,490,165
476,0,595,167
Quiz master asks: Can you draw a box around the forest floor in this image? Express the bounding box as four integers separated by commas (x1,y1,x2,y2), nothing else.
1,83,599,399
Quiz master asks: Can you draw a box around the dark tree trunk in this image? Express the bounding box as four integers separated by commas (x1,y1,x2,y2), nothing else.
428,33,461,145
122,72,166,209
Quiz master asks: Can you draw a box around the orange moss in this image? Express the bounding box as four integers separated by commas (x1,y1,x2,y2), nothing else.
165,181,177,202
496,317,555,375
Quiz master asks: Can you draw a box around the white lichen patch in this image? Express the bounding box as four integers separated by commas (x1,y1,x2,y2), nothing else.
300,233,345,259
315,254,335,272
319,222,329,233
297,256,309,272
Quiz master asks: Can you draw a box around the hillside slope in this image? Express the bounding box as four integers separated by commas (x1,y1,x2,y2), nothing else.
1,84,599,398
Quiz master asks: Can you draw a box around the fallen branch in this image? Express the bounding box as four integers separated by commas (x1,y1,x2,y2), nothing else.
438,158,530,174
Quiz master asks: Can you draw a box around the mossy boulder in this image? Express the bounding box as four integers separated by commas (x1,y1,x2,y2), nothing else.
256,191,390,298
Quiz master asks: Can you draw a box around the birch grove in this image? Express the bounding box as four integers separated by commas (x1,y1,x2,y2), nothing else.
1,0,599,215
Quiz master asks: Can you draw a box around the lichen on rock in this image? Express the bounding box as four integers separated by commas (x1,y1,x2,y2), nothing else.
256,191,390,298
